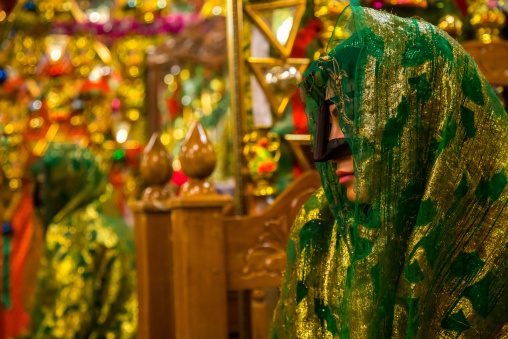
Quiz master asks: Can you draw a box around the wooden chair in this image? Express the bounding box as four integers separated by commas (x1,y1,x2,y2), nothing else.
462,40,508,87
132,126,321,339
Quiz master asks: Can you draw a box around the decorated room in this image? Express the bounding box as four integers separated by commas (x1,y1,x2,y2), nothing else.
0,0,507,338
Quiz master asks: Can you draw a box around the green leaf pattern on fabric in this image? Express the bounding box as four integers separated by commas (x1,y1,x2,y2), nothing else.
271,5,508,339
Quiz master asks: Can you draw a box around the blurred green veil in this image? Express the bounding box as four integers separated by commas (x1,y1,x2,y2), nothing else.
29,144,137,338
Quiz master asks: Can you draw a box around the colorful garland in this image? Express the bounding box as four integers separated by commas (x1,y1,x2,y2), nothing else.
50,13,201,38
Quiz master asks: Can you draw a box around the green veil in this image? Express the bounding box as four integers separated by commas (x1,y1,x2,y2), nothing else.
29,144,137,338
271,5,508,338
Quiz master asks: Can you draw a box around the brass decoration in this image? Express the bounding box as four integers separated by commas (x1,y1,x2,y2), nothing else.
25,79,41,98
45,35,70,64
68,0,87,23
32,123,60,157
244,0,306,59
247,57,309,118
0,0,111,69
437,14,463,39
140,133,173,203
314,0,350,51
179,121,218,197
284,134,314,171
243,127,281,196
242,215,289,279
93,40,112,65
469,1,506,43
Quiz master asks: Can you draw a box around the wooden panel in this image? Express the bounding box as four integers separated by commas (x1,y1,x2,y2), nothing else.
462,40,508,87
224,170,321,291
133,210,175,339
169,199,230,339
250,289,270,339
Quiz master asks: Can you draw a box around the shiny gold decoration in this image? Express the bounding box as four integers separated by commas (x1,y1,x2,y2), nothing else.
67,34,112,78
248,57,310,118
201,0,226,17
469,0,506,43
114,35,149,142
265,65,302,93
243,127,281,196
35,0,86,23
67,0,87,23
93,41,112,64
244,0,306,59
116,36,146,71
32,123,60,157
385,0,427,7
45,34,69,63
437,14,463,38
12,32,44,75
25,78,41,97
314,0,349,48
0,123,26,191
46,83,77,120
29,117,44,129
179,121,217,197
140,133,173,203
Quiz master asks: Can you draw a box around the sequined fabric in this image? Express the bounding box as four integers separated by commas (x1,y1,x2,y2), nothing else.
271,6,508,338
29,144,137,338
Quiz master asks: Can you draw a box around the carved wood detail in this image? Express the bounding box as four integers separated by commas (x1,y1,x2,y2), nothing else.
224,170,322,291
242,215,289,279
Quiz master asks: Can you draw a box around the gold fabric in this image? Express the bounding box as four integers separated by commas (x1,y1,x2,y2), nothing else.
29,144,137,338
271,5,508,338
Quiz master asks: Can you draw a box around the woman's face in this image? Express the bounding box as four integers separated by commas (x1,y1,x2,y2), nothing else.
328,104,356,202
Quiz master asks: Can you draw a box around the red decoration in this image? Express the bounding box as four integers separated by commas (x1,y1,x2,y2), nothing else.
258,162,276,174
3,77,24,94
0,186,35,339
81,78,110,94
454,0,468,16
291,18,322,59
290,19,322,135
23,101,51,141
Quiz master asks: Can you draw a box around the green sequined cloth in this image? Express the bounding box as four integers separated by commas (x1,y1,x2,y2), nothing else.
28,144,137,338
271,6,508,338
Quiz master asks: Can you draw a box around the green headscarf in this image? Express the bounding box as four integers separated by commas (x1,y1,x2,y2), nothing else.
29,144,137,338
272,6,508,338
33,143,110,228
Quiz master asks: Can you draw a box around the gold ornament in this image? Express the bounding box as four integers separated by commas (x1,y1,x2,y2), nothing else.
243,127,281,196
314,0,349,48
248,57,309,118
244,0,306,59
469,1,506,43
437,14,463,38
265,65,302,94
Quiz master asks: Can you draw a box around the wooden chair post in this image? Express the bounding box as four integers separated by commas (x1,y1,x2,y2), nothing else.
132,133,174,339
133,127,322,338
250,288,270,339
169,121,231,338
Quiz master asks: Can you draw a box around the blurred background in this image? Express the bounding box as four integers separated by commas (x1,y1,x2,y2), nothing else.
0,0,507,338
